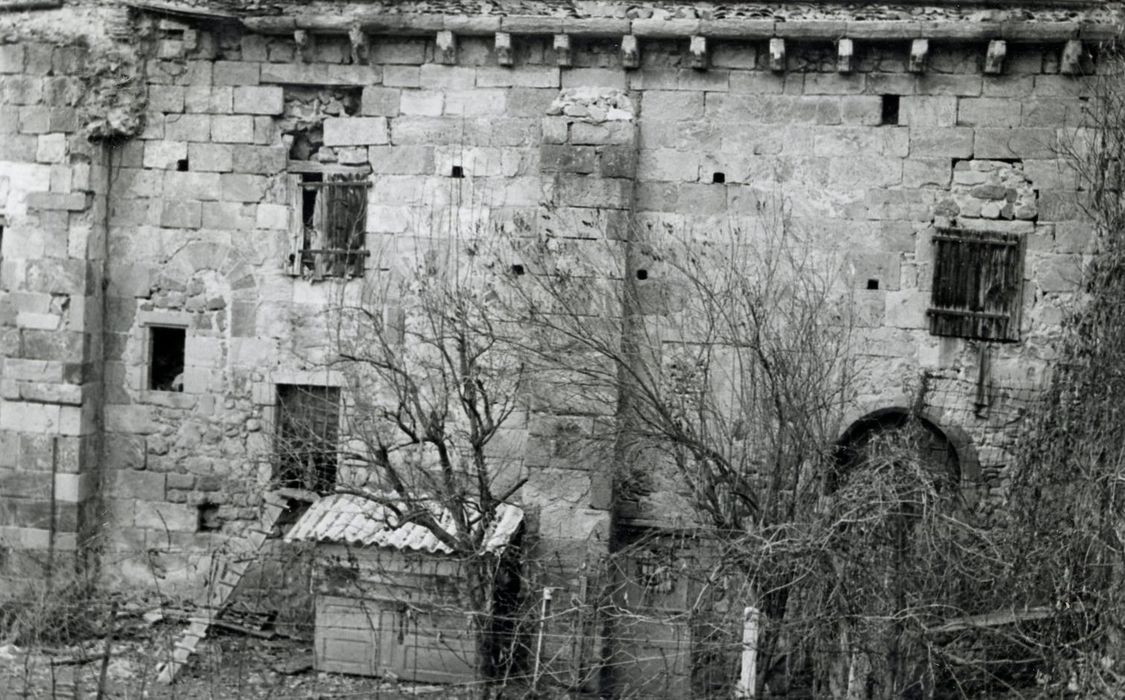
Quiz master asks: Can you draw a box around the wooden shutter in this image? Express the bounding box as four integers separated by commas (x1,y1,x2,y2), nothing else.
928,227,1024,342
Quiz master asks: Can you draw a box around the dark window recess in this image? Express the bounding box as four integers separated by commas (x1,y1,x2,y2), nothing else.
929,227,1024,342
712,172,726,184
176,158,189,172
510,263,525,276
198,503,222,532
149,326,186,391
275,384,341,494
881,95,900,126
451,165,464,178
867,278,880,290
299,173,369,279
636,269,648,280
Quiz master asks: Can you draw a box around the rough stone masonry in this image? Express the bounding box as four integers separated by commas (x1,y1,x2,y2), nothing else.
0,0,1119,668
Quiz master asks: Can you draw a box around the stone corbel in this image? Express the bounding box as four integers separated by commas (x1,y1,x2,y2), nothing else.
769,37,785,72
1061,39,1084,75
909,38,930,73
495,31,514,66
688,35,707,70
837,38,854,73
984,39,1006,75
349,25,369,64
553,34,572,67
436,29,457,64
294,29,312,63
621,34,640,69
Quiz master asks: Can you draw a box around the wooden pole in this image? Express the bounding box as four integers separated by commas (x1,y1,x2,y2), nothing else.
735,606,760,699
531,587,553,694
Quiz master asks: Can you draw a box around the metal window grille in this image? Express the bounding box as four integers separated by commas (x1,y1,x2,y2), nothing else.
928,227,1024,342
298,174,370,279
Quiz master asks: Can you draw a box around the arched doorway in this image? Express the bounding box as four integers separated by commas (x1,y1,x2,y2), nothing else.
826,409,977,699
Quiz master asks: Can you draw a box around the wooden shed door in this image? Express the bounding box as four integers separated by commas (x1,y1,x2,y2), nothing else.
315,596,387,677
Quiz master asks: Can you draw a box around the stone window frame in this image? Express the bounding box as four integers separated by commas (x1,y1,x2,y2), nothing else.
253,369,347,494
286,161,372,281
927,226,1026,343
134,310,195,406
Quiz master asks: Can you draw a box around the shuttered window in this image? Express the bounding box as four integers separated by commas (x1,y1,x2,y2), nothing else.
928,227,1024,342
289,169,370,279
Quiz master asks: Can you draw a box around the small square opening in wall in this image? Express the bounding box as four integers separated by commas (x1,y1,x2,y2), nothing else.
636,269,648,280
881,95,900,126
176,158,189,172
149,325,186,392
198,503,221,532
712,172,726,184
510,263,525,276
867,279,880,290
451,165,464,178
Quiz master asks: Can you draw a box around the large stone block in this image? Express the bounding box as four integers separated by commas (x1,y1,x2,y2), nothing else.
260,62,380,86
556,176,632,209
148,85,185,113
211,115,254,143
383,65,421,88
187,142,233,172
231,144,286,174
213,60,260,86
640,90,702,122
900,96,957,127
368,145,435,175
323,117,389,146
164,114,210,142
0,401,60,433
477,66,560,89
0,44,25,74
232,86,283,115
444,89,506,116
418,64,476,90
164,171,222,201
973,127,1056,159
185,85,233,114
909,127,973,158
219,173,267,202
160,199,202,228
360,86,401,116
134,500,198,532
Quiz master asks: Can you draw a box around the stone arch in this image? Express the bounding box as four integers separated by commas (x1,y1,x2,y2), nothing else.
835,405,982,508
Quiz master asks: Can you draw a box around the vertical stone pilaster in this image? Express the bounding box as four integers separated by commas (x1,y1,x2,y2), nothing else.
0,40,106,588
528,89,638,691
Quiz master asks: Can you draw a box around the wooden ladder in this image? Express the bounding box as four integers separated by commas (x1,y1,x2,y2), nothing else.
155,491,291,684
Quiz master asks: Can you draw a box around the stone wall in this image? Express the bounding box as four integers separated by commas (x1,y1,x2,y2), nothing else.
0,0,1106,641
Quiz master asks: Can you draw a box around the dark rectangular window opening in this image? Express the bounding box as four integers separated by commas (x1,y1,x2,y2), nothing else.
451,165,464,178
712,172,726,184
867,278,880,290
928,227,1024,342
299,172,369,279
149,326,186,391
198,503,222,532
275,384,341,494
881,94,900,126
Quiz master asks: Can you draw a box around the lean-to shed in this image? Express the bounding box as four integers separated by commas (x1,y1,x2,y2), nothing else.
285,493,524,683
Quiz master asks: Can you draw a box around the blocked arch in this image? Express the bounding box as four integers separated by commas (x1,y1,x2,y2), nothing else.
836,406,981,488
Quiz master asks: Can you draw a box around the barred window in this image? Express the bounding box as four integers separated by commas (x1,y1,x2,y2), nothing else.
275,384,341,494
928,227,1024,342
288,167,370,279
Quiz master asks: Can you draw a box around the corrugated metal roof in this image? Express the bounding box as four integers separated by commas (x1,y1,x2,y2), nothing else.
284,492,523,555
